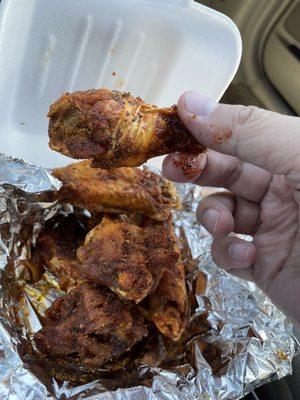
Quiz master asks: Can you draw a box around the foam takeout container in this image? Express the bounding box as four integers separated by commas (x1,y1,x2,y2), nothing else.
0,4,298,400
0,0,241,168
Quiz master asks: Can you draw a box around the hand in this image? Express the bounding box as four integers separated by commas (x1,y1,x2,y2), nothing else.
163,91,300,325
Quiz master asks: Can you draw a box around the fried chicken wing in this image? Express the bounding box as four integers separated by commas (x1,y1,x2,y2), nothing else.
34,283,147,367
33,215,87,290
140,263,187,341
76,216,180,303
53,160,179,221
48,89,206,168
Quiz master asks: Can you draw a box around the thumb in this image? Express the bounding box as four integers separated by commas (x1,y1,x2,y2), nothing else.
177,91,300,176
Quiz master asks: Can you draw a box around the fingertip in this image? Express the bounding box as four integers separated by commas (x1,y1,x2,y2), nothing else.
211,237,256,271
162,152,206,183
232,240,256,264
235,240,256,265
177,91,193,111
198,206,234,239
177,91,217,119
177,91,195,124
162,154,185,182
218,209,235,238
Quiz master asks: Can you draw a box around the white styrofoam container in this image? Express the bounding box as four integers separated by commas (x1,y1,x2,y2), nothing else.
0,0,241,169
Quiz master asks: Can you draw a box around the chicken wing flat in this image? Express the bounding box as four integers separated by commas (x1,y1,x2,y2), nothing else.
48,89,206,169
52,160,179,221
76,216,180,303
33,215,87,290
34,283,147,367
140,263,187,341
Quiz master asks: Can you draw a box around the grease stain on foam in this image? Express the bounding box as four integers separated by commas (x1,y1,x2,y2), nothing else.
42,35,56,65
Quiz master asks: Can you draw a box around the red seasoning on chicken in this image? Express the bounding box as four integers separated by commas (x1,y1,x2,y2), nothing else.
76,216,180,303
53,160,180,221
34,283,147,367
48,89,206,169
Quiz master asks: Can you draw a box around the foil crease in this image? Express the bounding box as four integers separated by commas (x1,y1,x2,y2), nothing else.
0,153,297,400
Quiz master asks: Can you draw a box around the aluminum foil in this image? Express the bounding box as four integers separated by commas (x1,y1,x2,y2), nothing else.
0,153,297,400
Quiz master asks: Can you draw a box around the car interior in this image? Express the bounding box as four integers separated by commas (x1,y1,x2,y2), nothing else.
198,1,300,399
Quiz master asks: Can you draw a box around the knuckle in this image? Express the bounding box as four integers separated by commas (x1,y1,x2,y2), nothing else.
197,194,218,212
223,160,243,189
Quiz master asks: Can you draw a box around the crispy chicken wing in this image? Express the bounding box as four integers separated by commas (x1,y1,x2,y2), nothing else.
140,263,187,341
53,160,179,221
33,215,87,290
48,89,205,168
34,283,147,367
76,216,180,303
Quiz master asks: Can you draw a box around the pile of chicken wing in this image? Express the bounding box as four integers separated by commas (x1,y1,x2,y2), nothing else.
33,160,188,368
31,88,205,370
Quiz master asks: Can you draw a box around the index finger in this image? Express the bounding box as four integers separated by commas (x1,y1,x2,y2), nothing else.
163,150,271,203
177,91,300,176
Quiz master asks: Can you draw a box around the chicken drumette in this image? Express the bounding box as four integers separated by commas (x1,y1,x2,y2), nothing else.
48,89,205,169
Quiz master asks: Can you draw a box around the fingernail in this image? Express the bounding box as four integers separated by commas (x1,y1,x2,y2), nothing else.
183,91,217,117
202,209,219,234
228,243,250,261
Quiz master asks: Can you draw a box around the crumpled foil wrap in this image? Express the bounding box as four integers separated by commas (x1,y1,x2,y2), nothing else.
0,153,297,400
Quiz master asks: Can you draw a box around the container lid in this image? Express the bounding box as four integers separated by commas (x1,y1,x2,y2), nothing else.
0,0,242,168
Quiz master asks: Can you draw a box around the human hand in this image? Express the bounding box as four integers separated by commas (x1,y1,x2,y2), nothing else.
163,91,300,325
